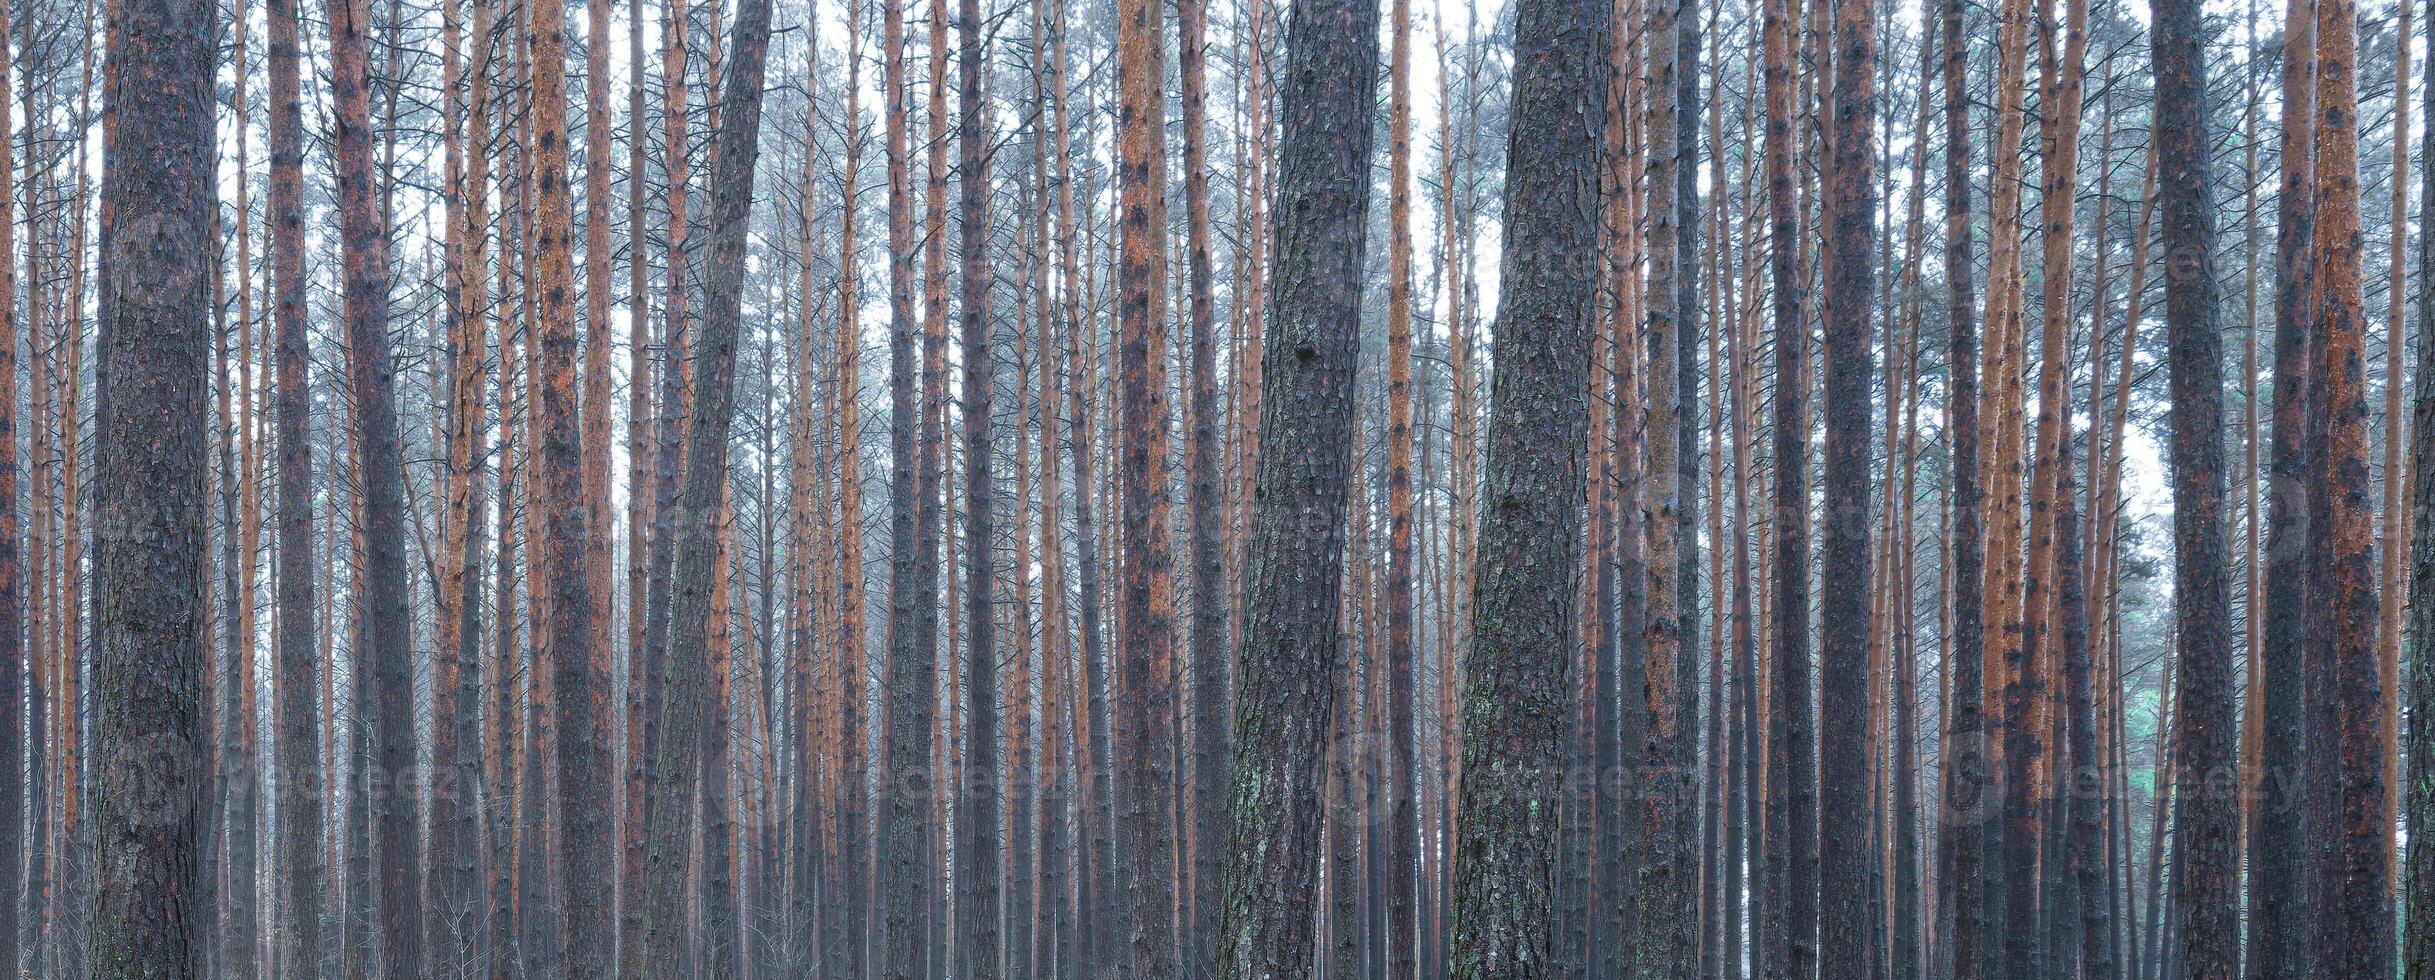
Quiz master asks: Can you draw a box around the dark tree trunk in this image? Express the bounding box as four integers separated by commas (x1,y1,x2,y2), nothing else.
328,0,423,972
1761,0,1817,969
2248,0,2316,972
87,0,214,974
879,0,936,967
0,1,26,976
1931,0,1986,971
957,0,1002,970
638,1,777,975
1444,0,1608,969
1180,0,1232,963
1208,0,1380,967
1816,0,1877,966
2153,0,2239,973
526,0,615,972
2403,0,2435,971
2057,434,2116,980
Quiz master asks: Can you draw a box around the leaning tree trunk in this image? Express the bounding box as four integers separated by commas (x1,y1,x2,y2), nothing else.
638,1,778,975
1209,0,1382,966
1446,0,1610,969
329,0,424,973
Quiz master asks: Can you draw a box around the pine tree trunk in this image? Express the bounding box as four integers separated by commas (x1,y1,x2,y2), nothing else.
523,0,617,971
1179,0,1232,962
639,1,778,975
328,0,426,971
880,0,936,964
2399,0,2435,965
620,0,654,964
1114,0,1181,961
1445,0,1608,969
431,0,493,964
1210,0,1381,965
1381,0,1421,973
266,0,321,965
88,0,214,974
2152,0,2239,970
1815,0,1877,962
2304,0,2395,967
957,0,1003,969
1760,0,1816,969
2248,0,2316,971
828,0,872,973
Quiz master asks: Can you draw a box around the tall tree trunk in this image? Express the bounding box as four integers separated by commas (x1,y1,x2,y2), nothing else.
88,0,214,974
0,0,28,974
829,0,872,974
1445,0,1608,969
0,2,24,966
1113,0,1180,966
1381,0,1421,974
957,0,1003,970
2304,0,2395,968
787,10,828,973
620,0,655,964
2399,0,2435,966
639,1,778,975
2153,0,2239,970
1209,0,1381,964
524,0,617,970
2248,0,2316,970
220,10,263,969
329,0,425,971
1815,0,1877,963
1760,0,1816,968
432,0,493,965
880,0,936,963
1179,0,1232,962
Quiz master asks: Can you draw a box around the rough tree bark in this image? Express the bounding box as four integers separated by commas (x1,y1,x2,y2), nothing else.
2304,0,2395,969
1209,0,1381,966
431,0,492,964
329,0,425,972
1445,0,1609,969
2153,0,2239,972
1816,0,1877,965
638,1,777,975
2249,0,2316,971
2400,0,2435,966
879,0,935,965
957,0,1003,970
1114,0,1181,965
87,0,214,974
1760,0,1816,968
526,0,616,972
